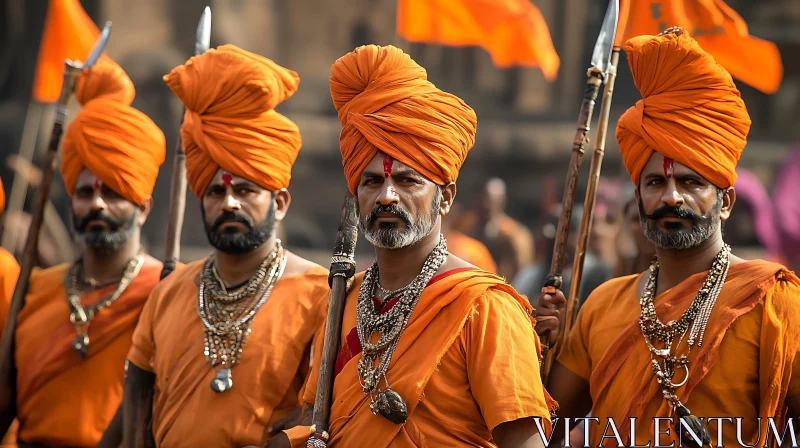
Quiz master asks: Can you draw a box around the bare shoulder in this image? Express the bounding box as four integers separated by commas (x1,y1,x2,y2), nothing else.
283,251,328,278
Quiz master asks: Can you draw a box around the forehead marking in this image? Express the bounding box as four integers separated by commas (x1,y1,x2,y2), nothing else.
383,155,394,178
663,157,674,178
221,171,233,186
92,177,102,191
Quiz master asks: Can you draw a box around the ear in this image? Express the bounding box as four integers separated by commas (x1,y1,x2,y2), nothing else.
137,196,154,227
719,187,735,222
273,188,291,223
440,183,457,216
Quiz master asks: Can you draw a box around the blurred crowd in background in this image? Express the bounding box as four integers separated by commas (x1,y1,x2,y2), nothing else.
0,0,798,304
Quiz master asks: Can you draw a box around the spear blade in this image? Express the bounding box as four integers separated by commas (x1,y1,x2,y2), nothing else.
195,6,212,56
83,21,112,69
590,0,619,75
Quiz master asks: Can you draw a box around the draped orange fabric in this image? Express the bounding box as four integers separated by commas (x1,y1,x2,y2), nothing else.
330,45,477,194
558,260,800,447
0,180,5,213
616,31,750,189
445,231,498,273
32,0,99,103
127,260,329,447
164,45,302,198
397,0,559,79
617,0,782,94
13,256,162,447
288,269,554,447
61,57,166,205
0,248,20,334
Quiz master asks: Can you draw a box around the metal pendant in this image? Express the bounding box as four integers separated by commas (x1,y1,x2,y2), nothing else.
675,404,711,447
370,389,408,424
210,368,233,393
72,334,89,358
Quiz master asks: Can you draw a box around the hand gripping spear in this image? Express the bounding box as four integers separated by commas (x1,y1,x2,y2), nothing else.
160,7,211,280
539,0,618,385
0,22,112,431
308,192,358,448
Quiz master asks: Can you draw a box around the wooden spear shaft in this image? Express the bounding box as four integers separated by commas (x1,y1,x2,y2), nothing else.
541,50,621,382
309,193,358,445
0,62,83,431
160,122,187,280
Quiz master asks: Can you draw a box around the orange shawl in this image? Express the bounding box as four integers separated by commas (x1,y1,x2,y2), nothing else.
587,261,800,447
330,45,477,194
0,248,20,333
14,256,162,447
289,269,554,447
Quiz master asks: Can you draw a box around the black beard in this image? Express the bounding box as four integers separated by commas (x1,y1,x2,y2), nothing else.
638,193,722,250
72,209,138,256
203,202,276,254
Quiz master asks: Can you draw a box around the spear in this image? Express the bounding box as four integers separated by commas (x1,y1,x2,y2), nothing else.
0,22,112,431
160,6,211,280
540,0,619,384
308,192,358,447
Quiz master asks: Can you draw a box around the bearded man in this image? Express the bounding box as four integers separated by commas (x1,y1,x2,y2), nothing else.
279,44,560,448
546,29,800,448
0,57,166,447
121,45,329,447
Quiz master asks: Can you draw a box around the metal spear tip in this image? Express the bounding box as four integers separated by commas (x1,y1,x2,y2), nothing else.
83,21,112,70
195,6,212,56
590,0,619,75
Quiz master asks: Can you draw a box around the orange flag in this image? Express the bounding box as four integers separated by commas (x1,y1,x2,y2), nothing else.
618,0,782,94
397,0,560,80
32,0,100,103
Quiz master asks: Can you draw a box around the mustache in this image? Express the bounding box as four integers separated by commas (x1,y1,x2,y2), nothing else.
76,209,126,232
643,205,707,222
366,204,412,227
211,211,255,231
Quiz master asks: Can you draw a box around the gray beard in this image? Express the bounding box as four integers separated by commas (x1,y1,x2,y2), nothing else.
360,192,441,250
640,203,721,250
73,212,138,257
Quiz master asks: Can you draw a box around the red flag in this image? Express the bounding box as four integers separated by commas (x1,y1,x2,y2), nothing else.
618,0,782,94
32,0,99,103
397,0,560,80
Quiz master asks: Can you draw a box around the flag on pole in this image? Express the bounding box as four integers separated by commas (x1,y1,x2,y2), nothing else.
397,0,560,80
32,0,99,102
617,0,782,94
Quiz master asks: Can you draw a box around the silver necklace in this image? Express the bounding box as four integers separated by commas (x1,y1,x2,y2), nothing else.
356,234,448,423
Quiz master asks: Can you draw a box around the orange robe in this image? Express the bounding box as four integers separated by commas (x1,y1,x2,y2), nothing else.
14,256,163,447
0,248,20,333
127,259,330,447
558,260,800,447
444,230,498,273
291,268,553,447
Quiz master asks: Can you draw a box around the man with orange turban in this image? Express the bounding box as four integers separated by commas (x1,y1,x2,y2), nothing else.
0,56,166,448
120,45,330,448
279,44,561,448
546,29,800,447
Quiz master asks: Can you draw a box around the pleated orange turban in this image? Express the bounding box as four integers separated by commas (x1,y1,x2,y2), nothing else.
164,44,302,198
616,31,751,189
330,45,477,195
62,56,166,205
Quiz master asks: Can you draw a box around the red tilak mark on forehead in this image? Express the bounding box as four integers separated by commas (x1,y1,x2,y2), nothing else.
383,155,394,178
221,172,233,186
663,157,674,178
92,178,102,191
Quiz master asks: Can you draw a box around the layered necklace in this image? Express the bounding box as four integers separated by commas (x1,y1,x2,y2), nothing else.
197,240,287,393
639,244,731,447
65,251,145,358
356,235,448,424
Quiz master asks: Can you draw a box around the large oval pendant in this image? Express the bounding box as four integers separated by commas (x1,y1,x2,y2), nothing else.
675,405,711,447
211,368,233,393
72,334,89,359
373,389,407,424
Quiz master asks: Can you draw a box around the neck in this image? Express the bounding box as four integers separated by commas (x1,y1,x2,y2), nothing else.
214,235,277,287
373,228,441,292
654,231,724,294
82,233,141,285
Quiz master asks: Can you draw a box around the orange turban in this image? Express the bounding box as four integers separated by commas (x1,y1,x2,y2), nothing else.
62,57,166,205
164,45,302,198
616,31,751,189
330,45,477,195
0,180,5,213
